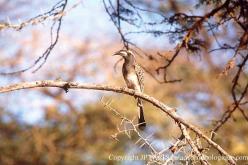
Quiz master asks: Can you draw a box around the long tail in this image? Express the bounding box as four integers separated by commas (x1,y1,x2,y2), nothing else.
137,98,146,129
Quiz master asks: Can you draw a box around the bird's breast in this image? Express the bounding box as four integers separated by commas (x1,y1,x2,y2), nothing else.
125,72,140,91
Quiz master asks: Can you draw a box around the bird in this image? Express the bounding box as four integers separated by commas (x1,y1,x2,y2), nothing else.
113,49,146,129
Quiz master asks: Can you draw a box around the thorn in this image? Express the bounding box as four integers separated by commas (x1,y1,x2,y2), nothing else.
111,134,119,142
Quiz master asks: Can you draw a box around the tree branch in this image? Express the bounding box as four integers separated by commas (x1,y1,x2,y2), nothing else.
0,80,236,164
0,0,68,75
178,123,210,165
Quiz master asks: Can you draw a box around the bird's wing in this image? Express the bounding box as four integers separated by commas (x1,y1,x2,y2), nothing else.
134,64,144,92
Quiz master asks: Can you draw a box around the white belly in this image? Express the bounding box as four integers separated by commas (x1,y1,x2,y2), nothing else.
125,73,141,92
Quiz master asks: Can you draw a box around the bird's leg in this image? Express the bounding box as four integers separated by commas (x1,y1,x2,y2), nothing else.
134,96,141,106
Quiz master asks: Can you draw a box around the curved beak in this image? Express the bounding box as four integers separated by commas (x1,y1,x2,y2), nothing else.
113,50,124,57
113,52,121,56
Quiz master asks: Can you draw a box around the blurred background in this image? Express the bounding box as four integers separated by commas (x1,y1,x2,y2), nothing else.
0,0,247,164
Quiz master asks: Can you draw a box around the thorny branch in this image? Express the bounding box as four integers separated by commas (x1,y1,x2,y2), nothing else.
0,80,237,164
211,53,248,139
0,0,68,75
156,0,231,73
178,124,210,165
102,99,187,164
101,98,157,152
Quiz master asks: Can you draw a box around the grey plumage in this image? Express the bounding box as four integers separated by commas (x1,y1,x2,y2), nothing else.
114,50,146,129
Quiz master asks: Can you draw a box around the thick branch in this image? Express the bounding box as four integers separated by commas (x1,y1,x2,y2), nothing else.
0,80,236,165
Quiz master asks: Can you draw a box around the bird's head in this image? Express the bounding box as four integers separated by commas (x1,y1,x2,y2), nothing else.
113,50,135,60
